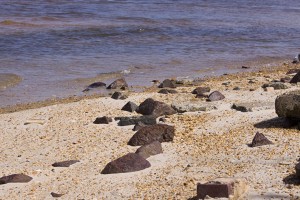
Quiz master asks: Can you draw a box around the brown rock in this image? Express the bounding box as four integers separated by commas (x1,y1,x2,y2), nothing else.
101,153,151,174
295,162,300,177
136,98,176,117
250,132,273,147
0,174,32,184
93,116,112,124
52,160,80,167
51,192,64,198
207,91,225,101
135,141,163,159
128,124,175,146
107,78,128,89
132,121,147,131
121,101,138,112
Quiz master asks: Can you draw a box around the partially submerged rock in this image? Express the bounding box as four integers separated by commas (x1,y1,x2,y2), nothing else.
52,160,80,167
121,101,138,112
135,141,163,159
207,91,225,101
128,124,175,146
83,82,106,92
0,174,32,184
107,78,128,89
275,90,300,119
101,153,151,174
249,132,273,147
136,98,176,117
116,115,157,126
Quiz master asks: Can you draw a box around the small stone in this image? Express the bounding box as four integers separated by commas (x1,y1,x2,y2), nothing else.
158,89,178,94
0,174,33,184
135,141,163,159
101,153,151,174
52,160,80,167
107,78,128,89
93,116,112,124
207,91,225,101
262,82,288,90
233,87,240,90
158,79,176,88
111,92,127,100
250,132,273,147
242,66,250,69
192,87,211,95
51,192,64,198
222,82,230,86
121,101,138,112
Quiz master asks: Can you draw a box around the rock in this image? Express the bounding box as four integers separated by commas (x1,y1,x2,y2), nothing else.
195,93,209,99
132,122,147,131
280,77,291,83
0,174,32,184
262,82,288,90
290,71,300,83
242,66,250,69
197,178,247,200
222,82,230,86
51,192,64,198
292,54,300,64
192,87,211,95
121,101,138,112
136,98,176,116
295,162,300,177
101,153,151,174
107,78,128,89
128,124,175,146
135,141,163,159
171,102,216,113
93,116,112,124
83,82,106,92
275,90,300,119
249,132,273,147
286,69,300,75
158,89,178,94
207,91,225,101
232,102,274,112
111,92,127,100
158,79,176,88
116,115,157,126
52,160,80,167
233,87,240,90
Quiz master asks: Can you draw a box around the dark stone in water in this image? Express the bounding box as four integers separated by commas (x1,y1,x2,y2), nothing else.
52,160,80,167
242,66,250,69
250,132,273,147
82,82,106,92
93,116,112,124
0,174,32,184
101,153,151,174
192,87,211,95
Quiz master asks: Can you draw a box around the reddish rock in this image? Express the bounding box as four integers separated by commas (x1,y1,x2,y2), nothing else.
136,98,176,117
93,116,112,124
52,160,80,167
101,153,151,174
250,132,273,147
207,91,225,101
128,124,175,146
135,141,163,159
107,78,128,89
0,174,32,184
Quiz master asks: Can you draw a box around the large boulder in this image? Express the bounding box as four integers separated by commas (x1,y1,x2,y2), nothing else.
135,141,163,159
128,124,175,146
136,98,176,117
107,78,128,89
275,90,300,119
101,153,150,174
0,174,32,184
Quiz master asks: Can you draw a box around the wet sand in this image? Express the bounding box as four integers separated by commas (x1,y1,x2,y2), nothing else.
0,62,300,199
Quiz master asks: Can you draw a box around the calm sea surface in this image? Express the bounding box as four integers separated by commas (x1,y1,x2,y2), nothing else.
0,0,299,106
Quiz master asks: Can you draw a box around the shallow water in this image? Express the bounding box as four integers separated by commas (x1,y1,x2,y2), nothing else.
0,0,299,107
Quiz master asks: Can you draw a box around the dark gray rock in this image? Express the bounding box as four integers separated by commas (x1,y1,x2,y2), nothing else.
158,89,178,94
93,116,112,124
207,91,225,101
121,101,138,112
107,78,128,89
116,115,157,126
275,90,300,119
101,153,151,174
136,98,176,117
290,71,300,83
135,141,163,159
250,132,273,147
232,102,274,112
128,124,175,146
192,87,211,95
295,162,300,177
111,92,127,100
0,174,32,184
51,192,64,198
158,79,176,88
52,160,80,167
242,66,250,69
82,82,106,92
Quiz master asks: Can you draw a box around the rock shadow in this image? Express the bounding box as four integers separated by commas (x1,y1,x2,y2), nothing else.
254,117,298,129
283,174,300,185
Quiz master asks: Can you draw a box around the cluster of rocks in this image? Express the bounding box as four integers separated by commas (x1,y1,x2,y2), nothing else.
82,78,128,93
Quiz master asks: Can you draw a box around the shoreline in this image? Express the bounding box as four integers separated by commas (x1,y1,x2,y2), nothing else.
1,60,300,199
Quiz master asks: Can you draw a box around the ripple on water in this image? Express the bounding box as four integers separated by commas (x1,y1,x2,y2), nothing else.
0,73,22,90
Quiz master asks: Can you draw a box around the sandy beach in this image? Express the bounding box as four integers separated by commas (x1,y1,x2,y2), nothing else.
1,62,300,199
